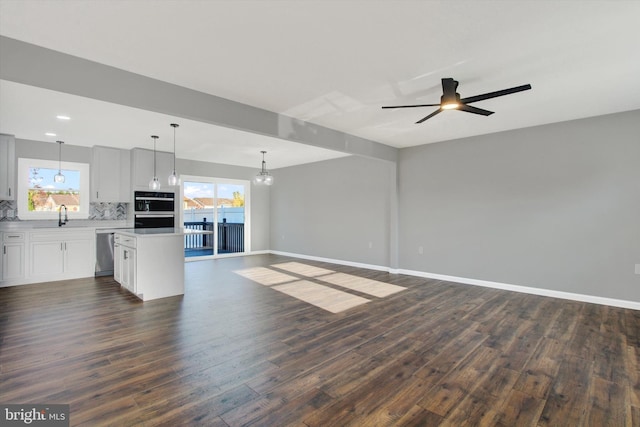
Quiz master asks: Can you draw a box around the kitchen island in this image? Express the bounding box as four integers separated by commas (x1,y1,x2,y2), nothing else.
114,228,184,301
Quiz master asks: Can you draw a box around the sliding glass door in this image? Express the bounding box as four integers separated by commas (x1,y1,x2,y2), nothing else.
181,176,249,258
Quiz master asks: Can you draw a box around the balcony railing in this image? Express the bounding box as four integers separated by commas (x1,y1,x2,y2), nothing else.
184,219,244,255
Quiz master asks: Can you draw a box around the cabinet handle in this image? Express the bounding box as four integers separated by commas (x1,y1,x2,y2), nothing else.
60,242,63,251
3,245,5,255
97,191,99,199
124,250,128,260
7,188,10,197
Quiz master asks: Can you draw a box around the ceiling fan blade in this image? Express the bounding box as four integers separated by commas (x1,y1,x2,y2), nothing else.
458,104,494,116
381,103,441,109
416,109,442,124
459,84,532,104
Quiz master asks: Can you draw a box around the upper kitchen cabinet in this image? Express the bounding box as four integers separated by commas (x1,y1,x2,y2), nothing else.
90,146,131,203
0,134,16,200
131,148,175,190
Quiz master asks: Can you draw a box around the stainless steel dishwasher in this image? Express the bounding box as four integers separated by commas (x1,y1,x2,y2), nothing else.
95,230,115,276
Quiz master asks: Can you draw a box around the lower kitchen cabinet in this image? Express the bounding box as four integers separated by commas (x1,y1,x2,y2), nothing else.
29,229,95,281
114,231,184,301
114,233,137,295
2,232,25,281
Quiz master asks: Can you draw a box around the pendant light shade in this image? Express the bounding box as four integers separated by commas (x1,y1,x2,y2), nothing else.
54,141,65,183
253,151,274,186
168,123,179,186
149,135,161,190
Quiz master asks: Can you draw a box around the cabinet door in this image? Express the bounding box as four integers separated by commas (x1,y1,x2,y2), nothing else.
114,243,122,283
91,147,120,202
30,241,64,276
0,134,16,200
64,239,94,276
121,247,137,293
2,243,25,280
91,146,131,202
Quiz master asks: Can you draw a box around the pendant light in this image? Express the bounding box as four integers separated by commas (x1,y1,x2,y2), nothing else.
253,151,274,186
54,141,65,183
168,123,179,186
149,135,161,190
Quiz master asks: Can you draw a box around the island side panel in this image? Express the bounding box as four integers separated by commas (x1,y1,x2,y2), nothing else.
135,233,185,301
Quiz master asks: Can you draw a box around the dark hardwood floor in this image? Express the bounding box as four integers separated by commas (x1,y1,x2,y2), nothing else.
1,254,639,426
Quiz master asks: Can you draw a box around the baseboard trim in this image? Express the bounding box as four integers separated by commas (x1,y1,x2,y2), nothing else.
266,250,640,310
269,251,389,272
397,268,640,311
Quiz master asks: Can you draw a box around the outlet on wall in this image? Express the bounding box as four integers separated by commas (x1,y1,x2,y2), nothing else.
418,246,424,255
635,264,640,275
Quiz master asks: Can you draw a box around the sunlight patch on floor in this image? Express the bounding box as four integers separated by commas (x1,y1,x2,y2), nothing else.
271,262,335,277
320,273,407,297
273,281,370,314
234,267,298,286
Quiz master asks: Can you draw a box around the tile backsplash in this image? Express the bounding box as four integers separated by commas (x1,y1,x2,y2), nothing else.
0,200,127,221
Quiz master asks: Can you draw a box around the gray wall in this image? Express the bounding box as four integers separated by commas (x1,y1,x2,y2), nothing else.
398,109,640,302
270,155,394,267
16,138,92,163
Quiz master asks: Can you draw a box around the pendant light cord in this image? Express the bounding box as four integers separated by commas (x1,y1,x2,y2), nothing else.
58,141,62,173
172,124,178,172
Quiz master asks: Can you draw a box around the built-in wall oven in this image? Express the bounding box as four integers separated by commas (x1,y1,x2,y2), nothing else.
134,191,175,228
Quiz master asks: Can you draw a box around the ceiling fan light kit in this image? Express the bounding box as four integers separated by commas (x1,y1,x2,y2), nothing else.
382,77,532,124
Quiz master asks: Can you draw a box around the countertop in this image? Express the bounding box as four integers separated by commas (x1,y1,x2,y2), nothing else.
0,220,132,231
114,228,185,237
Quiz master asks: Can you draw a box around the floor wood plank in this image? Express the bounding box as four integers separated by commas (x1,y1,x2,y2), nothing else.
1,254,638,426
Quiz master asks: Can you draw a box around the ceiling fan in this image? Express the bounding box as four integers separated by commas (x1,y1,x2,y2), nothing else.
382,78,532,124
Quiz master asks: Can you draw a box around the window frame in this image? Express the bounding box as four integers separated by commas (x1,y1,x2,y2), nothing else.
17,157,90,220
179,174,251,258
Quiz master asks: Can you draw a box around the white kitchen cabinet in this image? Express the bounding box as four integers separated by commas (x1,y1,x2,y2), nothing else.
114,233,137,295
29,229,95,281
114,230,183,301
30,241,64,275
64,238,95,276
0,134,16,200
113,242,122,283
131,148,175,190
2,232,25,281
91,146,131,202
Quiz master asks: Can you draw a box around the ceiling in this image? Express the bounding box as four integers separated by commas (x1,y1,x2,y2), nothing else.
1,0,640,168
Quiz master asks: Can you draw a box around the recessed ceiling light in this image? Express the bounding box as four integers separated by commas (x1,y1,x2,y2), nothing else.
45,132,56,136
56,115,71,120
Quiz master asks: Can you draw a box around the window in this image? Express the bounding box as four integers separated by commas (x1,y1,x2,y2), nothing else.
180,175,250,258
17,158,90,220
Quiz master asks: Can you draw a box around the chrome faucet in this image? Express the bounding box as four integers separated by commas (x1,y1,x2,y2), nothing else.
58,204,68,227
